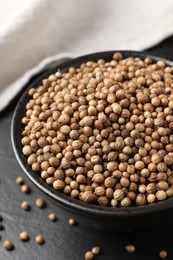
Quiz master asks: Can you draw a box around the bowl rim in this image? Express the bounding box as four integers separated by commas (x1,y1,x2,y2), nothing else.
11,50,173,218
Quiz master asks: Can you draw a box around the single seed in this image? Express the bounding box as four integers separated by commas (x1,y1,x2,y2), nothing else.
35,197,46,208
125,244,135,253
53,180,65,190
92,246,101,255
114,189,124,201
21,184,30,193
16,177,24,185
156,190,167,201
19,232,29,241
159,250,167,259
147,194,156,204
35,235,44,245
21,201,30,211
3,240,13,250
48,213,58,222
85,251,94,260
69,218,76,225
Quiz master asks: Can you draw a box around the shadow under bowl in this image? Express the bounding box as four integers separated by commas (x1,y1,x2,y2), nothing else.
11,50,173,232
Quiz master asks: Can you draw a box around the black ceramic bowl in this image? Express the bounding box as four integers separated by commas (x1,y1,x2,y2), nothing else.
11,51,173,232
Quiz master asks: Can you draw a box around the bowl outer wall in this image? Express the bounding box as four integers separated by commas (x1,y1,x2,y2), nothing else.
11,50,173,231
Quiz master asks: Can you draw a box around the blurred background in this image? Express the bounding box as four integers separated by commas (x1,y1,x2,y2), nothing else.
1,0,173,111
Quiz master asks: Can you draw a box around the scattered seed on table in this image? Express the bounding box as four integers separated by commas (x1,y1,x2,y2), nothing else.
92,246,101,255
16,177,24,185
21,184,30,193
21,201,30,211
19,231,29,241
69,218,76,225
35,197,46,208
125,244,136,253
48,213,57,222
159,250,168,259
35,235,44,245
85,251,94,260
0,222,4,230
3,240,13,250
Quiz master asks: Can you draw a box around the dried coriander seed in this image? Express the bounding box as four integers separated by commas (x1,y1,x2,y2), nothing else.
69,218,76,225
156,190,167,201
35,197,46,208
21,201,30,211
53,180,65,190
92,246,101,255
48,213,57,222
35,235,44,245
85,251,94,260
125,244,135,253
159,250,168,259
3,240,13,250
21,184,30,193
19,232,29,241
16,177,24,185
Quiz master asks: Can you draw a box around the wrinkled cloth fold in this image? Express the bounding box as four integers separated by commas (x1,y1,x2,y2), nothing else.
1,0,173,111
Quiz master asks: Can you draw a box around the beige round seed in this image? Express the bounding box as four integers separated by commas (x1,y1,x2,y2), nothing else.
156,181,169,191
159,250,167,259
136,194,146,205
166,188,173,197
111,199,118,207
3,240,14,250
48,213,58,222
81,191,94,203
113,189,124,201
80,116,93,127
92,173,104,184
35,197,46,208
21,201,30,211
151,153,163,164
107,162,118,172
16,177,24,185
21,184,30,193
147,194,156,204
69,218,76,225
53,180,65,190
35,235,44,245
125,244,135,253
19,232,29,241
112,103,122,114
22,145,32,156
94,186,105,196
92,246,101,255
120,197,131,207
113,52,123,61
156,190,167,201
85,251,94,260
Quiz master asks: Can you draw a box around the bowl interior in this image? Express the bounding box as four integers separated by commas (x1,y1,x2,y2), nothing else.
11,50,173,217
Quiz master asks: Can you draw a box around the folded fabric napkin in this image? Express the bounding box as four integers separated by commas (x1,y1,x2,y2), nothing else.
1,0,173,112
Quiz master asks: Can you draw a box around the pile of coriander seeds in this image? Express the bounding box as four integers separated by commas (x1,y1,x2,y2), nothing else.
21,52,173,207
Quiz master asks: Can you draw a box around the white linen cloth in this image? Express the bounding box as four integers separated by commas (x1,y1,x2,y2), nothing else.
1,0,173,111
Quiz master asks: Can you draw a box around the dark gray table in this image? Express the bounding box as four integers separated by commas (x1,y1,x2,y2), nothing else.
1,38,173,260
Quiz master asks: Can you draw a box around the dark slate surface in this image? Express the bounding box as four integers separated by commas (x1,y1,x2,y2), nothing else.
1,37,173,260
